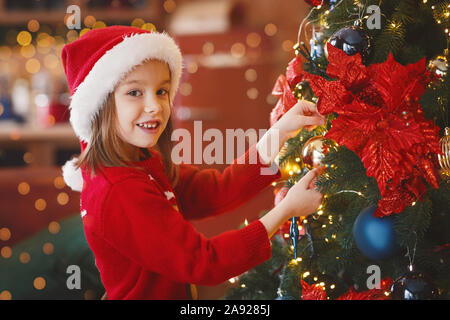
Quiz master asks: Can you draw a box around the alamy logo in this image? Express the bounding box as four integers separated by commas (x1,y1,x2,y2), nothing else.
366,5,381,30
66,265,81,290
66,5,81,30
366,265,381,289
170,121,280,176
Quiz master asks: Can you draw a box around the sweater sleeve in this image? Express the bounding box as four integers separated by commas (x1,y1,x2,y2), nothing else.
100,176,272,286
174,143,281,221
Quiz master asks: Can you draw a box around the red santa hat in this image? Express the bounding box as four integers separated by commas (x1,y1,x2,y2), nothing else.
61,25,183,191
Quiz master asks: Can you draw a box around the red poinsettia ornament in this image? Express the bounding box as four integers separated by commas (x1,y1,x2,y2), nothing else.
300,280,328,300
301,277,392,300
270,74,298,126
303,44,441,217
304,0,327,7
270,57,304,126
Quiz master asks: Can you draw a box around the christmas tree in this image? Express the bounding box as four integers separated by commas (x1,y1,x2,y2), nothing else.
226,0,449,300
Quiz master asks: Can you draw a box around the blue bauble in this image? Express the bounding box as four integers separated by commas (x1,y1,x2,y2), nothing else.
353,206,398,260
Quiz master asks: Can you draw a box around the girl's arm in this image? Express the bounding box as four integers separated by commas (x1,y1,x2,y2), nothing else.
174,100,325,221
101,177,273,286
99,169,322,287
174,142,281,221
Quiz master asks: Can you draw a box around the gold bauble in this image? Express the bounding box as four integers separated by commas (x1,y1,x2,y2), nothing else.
438,127,450,180
428,51,448,77
301,136,329,169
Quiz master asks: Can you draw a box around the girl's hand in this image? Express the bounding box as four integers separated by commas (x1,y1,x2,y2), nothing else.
259,168,324,239
256,100,325,165
278,168,323,218
272,100,326,142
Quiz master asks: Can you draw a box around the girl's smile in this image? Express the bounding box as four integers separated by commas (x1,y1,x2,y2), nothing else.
136,120,161,133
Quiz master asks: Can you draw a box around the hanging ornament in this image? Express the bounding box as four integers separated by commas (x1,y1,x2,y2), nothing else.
310,26,325,61
329,0,339,10
438,127,450,180
304,0,327,7
290,216,300,259
427,50,448,77
325,26,372,65
301,136,333,170
390,266,438,300
352,205,399,260
310,38,324,61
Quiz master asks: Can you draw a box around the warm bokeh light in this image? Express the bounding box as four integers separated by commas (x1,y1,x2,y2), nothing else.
244,69,257,82
53,176,66,189
20,44,36,58
186,61,198,74
180,83,192,96
264,23,278,36
17,31,32,46
282,39,294,52
34,198,47,212
0,291,12,300
37,32,51,47
163,0,177,13
44,54,59,70
0,46,12,60
131,18,145,28
54,35,65,46
141,23,156,32
1,246,12,258
33,277,46,290
27,19,40,33
42,242,54,255
19,252,31,264
246,32,261,48
80,28,91,38
0,228,11,241
202,42,214,55
247,88,259,100
266,94,278,105
84,15,96,28
18,182,30,195
23,152,34,164
48,221,61,235
93,21,107,29
10,130,21,141
230,42,246,58
57,192,69,206
66,30,79,43
25,58,40,74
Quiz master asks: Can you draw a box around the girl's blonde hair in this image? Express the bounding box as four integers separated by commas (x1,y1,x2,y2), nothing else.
74,92,178,186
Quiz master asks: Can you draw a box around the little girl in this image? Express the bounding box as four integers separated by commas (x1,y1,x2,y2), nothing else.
61,26,324,300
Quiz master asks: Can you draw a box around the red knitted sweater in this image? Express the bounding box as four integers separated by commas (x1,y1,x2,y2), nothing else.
80,144,280,300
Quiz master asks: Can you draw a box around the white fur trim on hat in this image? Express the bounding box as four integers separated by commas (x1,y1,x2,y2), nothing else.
69,31,183,143
62,157,84,192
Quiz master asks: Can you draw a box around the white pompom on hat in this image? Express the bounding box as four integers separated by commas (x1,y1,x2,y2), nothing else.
60,25,183,192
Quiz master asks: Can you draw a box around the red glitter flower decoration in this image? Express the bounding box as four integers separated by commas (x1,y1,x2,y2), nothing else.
304,44,441,217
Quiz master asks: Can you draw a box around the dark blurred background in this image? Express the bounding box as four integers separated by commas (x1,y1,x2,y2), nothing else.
0,0,310,300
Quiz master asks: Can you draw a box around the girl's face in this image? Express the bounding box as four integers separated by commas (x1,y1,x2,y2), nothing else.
114,59,171,154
